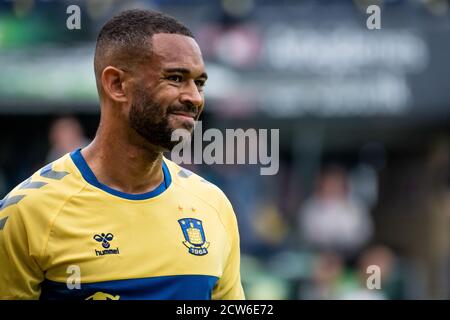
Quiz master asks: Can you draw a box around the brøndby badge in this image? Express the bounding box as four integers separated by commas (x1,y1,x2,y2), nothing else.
178,218,210,256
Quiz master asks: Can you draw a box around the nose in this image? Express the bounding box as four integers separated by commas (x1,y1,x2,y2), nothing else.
179,80,204,111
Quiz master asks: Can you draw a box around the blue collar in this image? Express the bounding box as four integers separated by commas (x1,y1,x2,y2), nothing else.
70,148,171,200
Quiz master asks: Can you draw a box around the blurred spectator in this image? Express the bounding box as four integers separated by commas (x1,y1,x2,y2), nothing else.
46,116,90,162
301,251,345,299
301,245,403,300
252,197,289,251
338,244,403,300
297,165,374,259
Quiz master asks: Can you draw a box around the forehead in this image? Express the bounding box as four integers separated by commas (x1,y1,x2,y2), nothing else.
150,33,205,72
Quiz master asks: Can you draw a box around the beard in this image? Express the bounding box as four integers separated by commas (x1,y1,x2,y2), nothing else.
129,87,198,151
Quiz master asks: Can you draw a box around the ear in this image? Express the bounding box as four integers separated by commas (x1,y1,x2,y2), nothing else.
101,66,129,103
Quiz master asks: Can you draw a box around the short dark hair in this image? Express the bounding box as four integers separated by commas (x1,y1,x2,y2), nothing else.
94,9,194,91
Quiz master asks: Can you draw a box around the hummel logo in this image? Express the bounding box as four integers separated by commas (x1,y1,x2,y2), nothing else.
94,233,114,248
93,233,120,256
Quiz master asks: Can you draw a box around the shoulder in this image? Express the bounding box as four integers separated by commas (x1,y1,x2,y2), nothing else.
164,158,236,220
0,153,85,222
0,153,86,260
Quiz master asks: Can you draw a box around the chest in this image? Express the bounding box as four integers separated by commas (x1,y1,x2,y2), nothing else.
43,196,229,283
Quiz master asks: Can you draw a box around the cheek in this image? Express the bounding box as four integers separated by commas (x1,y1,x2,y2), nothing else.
137,91,166,118
154,90,179,114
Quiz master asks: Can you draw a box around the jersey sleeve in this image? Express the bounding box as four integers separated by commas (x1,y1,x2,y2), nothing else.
0,201,44,299
212,196,245,300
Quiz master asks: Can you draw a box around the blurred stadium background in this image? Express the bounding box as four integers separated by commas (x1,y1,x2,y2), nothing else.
0,0,449,299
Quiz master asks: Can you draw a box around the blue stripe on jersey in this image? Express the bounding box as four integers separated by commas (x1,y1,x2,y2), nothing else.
70,148,172,200
40,274,219,300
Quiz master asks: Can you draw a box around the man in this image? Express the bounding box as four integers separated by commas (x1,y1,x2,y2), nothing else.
0,9,244,300
46,116,90,162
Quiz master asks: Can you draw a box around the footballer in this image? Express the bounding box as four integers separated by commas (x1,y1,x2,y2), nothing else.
0,9,245,300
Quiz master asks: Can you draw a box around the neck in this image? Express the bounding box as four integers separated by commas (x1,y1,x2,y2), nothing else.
81,119,165,195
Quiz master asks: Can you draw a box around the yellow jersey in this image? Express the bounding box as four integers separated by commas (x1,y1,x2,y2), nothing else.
0,149,244,300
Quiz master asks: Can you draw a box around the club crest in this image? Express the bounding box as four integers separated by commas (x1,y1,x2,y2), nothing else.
178,218,210,256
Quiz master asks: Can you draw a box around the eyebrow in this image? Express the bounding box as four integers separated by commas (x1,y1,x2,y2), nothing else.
163,67,208,80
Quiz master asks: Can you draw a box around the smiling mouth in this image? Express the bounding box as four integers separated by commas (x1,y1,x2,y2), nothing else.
170,112,196,119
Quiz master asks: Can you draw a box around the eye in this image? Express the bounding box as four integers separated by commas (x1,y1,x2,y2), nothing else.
167,75,183,82
195,79,206,89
